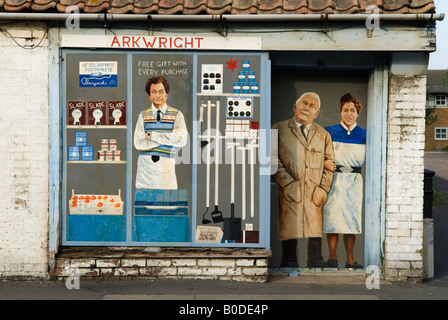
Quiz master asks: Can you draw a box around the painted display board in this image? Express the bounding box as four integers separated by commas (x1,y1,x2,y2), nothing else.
62,50,269,248
64,53,128,243
194,54,263,244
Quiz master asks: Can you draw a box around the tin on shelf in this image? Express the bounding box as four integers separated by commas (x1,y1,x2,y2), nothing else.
114,150,121,161
233,82,242,94
248,71,255,83
243,60,250,71
98,150,105,161
101,139,109,150
109,139,117,150
250,82,259,94
106,150,114,162
242,83,250,94
238,71,246,82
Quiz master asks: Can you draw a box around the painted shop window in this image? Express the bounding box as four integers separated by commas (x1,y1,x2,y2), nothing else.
63,54,129,244
435,94,447,107
61,50,270,248
270,69,368,269
435,127,448,140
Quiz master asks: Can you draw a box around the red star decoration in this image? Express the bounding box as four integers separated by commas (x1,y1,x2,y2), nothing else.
226,58,239,71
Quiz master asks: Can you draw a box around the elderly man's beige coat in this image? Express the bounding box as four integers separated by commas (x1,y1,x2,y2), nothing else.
273,118,334,240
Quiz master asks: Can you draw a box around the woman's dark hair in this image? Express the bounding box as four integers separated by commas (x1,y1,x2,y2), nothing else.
340,92,362,114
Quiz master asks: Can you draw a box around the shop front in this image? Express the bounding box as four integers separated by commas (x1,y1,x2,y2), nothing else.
50,13,434,281
0,0,443,282
53,33,273,280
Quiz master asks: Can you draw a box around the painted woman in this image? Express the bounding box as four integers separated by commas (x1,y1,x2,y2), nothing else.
323,93,366,269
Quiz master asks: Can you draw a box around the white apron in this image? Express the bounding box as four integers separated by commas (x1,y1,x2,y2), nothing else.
323,124,366,234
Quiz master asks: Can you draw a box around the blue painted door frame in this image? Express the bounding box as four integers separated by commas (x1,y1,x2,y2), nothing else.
364,58,388,270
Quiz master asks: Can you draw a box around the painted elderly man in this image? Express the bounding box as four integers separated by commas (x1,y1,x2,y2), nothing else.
272,92,335,268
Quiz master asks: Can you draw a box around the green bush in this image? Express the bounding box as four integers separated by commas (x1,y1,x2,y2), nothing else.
433,189,448,207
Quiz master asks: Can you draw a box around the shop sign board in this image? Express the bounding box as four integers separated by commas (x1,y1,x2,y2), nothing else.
61,35,262,50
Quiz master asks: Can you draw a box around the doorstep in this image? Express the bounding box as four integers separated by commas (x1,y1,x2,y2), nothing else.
269,267,366,277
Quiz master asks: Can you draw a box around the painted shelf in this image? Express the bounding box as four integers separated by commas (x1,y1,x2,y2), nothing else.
67,161,126,164
67,125,127,129
196,93,260,97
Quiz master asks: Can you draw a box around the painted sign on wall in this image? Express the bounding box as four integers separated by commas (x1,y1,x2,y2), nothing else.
79,61,118,87
62,35,262,50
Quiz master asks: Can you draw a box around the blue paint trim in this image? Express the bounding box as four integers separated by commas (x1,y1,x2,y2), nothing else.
62,241,192,247
48,27,62,257
126,52,133,244
191,52,198,244
380,64,389,266
260,55,271,251
61,49,69,246
363,59,388,270
58,49,269,249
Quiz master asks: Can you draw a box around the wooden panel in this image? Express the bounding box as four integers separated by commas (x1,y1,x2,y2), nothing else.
364,56,388,269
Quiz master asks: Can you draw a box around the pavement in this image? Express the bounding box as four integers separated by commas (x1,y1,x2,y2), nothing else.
1,152,448,306
1,272,448,301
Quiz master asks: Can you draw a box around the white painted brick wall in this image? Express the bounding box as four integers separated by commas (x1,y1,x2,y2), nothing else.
56,257,269,282
385,75,426,282
0,23,49,279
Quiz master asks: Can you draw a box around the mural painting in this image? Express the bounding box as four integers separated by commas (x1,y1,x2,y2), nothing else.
273,91,366,269
133,76,188,190
272,92,335,268
323,93,366,269
62,50,366,270
131,56,193,243
63,52,267,246
194,54,263,245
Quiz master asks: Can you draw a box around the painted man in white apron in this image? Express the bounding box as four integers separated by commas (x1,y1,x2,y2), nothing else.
273,92,335,268
323,93,366,269
134,76,188,190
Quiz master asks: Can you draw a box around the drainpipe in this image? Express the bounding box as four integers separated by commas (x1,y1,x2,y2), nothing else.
0,12,444,22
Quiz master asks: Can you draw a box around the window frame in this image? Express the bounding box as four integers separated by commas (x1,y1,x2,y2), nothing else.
435,94,447,107
435,127,448,141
